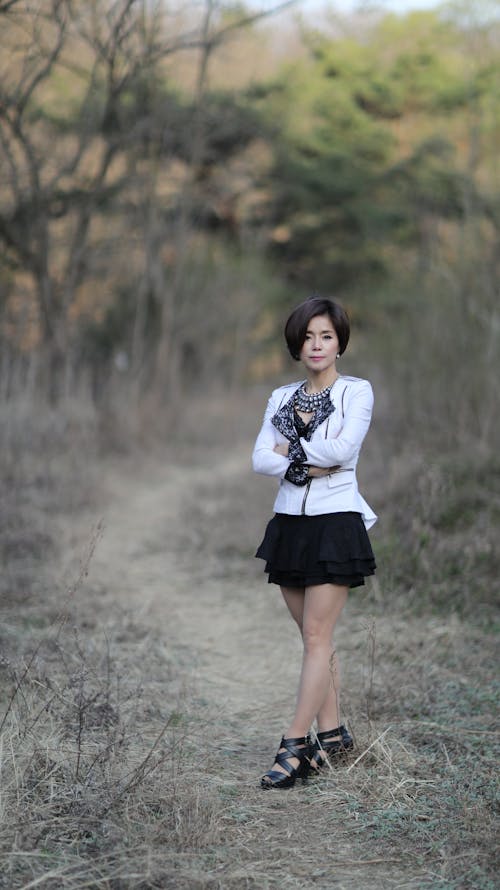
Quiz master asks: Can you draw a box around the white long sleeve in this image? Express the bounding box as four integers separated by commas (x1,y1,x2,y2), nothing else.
252,395,290,478
300,380,373,467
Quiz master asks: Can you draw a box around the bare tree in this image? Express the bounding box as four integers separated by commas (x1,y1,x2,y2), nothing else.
0,1,148,395
0,0,294,401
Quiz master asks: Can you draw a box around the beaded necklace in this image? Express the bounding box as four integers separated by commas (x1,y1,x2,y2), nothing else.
293,381,333,412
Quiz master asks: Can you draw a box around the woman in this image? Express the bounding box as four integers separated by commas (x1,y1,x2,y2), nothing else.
252,296,377,789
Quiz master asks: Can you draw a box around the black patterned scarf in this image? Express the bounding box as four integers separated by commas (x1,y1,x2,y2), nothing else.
271,387,336,486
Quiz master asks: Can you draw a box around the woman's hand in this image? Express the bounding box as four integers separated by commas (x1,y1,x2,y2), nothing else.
307,465,340,478
273,442,289,457
273,440,339,477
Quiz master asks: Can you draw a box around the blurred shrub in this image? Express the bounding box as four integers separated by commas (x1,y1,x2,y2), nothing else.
374,452,499,613
364,256,499,615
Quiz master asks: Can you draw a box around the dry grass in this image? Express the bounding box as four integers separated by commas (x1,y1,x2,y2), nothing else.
1,604,497,889
0,397,99,615
0,389,498,890
370,449,500,616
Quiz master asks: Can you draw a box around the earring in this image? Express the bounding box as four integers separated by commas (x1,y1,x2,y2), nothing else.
336,353,340,359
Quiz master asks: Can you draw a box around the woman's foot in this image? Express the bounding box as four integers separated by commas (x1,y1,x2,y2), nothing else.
261,735,311,789
310,725,353,772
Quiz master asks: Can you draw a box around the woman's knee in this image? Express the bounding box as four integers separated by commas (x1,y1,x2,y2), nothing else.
302,623,331,652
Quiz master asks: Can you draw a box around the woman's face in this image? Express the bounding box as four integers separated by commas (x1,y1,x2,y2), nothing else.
299,313,339,374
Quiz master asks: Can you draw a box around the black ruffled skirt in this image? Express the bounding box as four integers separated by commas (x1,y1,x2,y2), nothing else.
255,512,376,589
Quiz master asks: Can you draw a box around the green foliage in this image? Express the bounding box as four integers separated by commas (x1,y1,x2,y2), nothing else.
256,52,397,288
190,92,264,167
248,8,500,290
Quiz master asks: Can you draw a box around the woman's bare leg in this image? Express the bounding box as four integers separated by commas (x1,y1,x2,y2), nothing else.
265,584,347,777
281,586,344,731
285,583,347,737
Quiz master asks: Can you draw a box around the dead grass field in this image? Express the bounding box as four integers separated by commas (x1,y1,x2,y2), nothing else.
0,393,498,890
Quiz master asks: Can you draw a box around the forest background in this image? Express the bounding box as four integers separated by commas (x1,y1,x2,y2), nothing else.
1,1,499,888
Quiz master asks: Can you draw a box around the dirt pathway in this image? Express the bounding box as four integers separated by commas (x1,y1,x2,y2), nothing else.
89,447,301,735
80,446,427,889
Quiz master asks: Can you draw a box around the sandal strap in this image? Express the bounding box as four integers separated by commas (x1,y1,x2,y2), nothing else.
274,736,310,767
316,725,346,742
263,768,294,784
262,736,311,785
279,735,310,748
273,752,296,777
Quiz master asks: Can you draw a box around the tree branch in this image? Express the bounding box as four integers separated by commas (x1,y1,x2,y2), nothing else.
13,0,68,116
0,121,21,203
0,0,23,13
208,0,298,49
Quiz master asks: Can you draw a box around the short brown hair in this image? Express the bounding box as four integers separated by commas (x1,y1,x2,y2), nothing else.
284,296,350,361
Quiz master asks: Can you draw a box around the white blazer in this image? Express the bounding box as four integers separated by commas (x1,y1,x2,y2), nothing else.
252,375,377,528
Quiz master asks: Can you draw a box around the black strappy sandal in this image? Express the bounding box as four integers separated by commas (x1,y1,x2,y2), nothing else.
261,735,311,789
310,725,353,772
